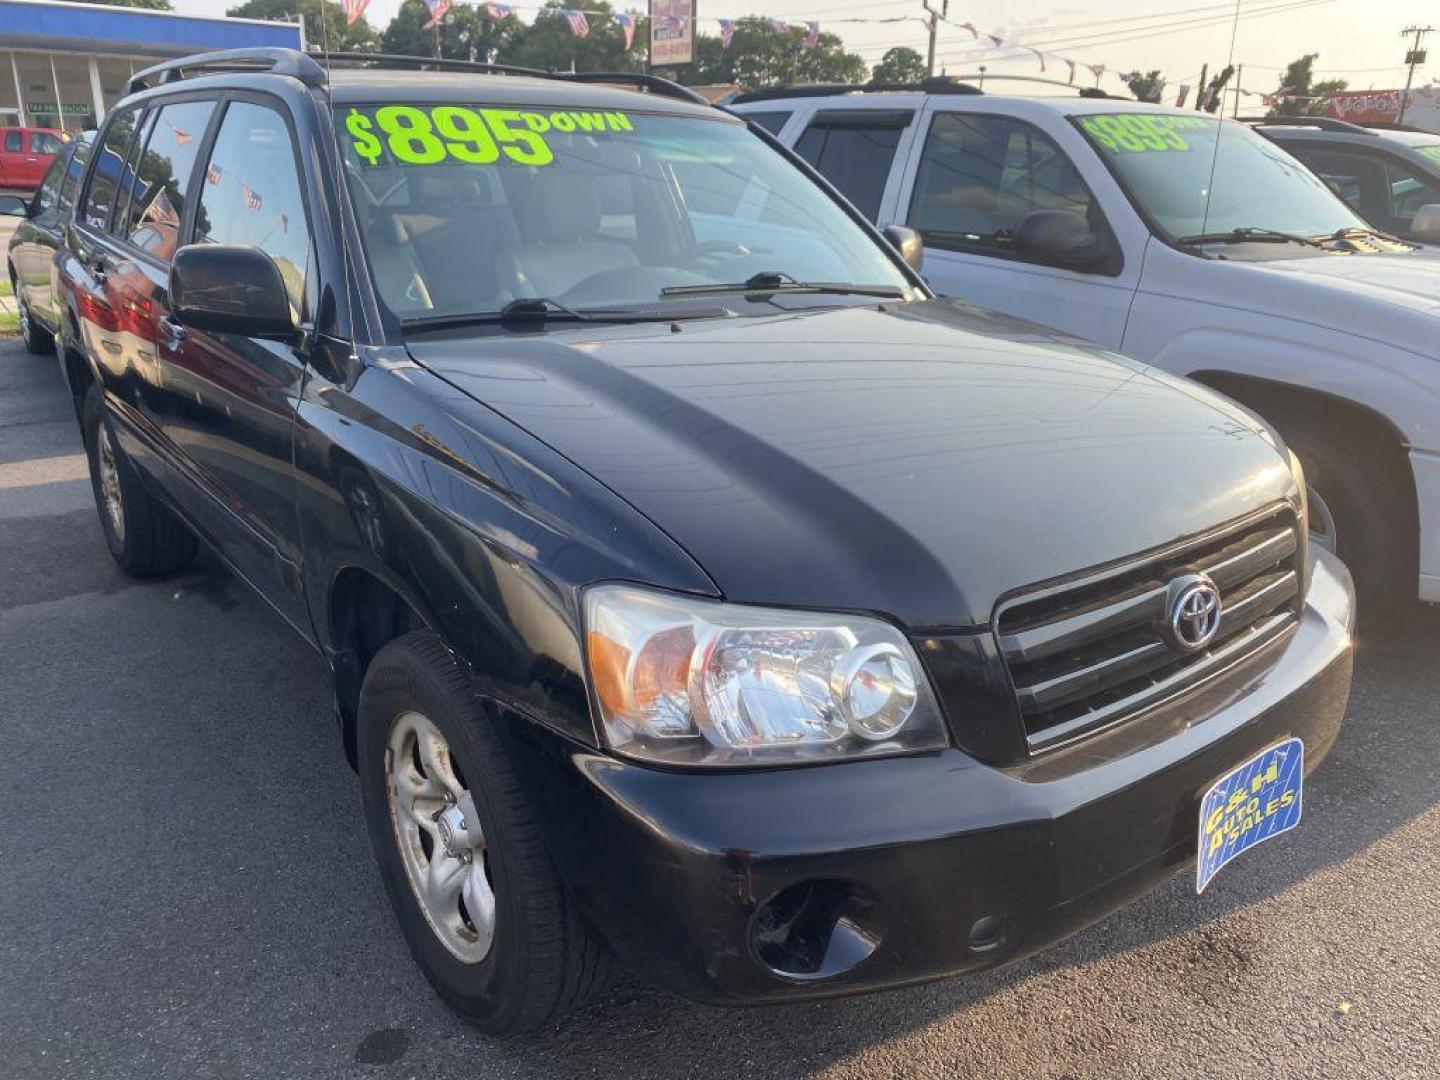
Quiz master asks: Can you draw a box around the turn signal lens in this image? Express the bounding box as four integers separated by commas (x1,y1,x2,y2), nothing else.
583,585,948,767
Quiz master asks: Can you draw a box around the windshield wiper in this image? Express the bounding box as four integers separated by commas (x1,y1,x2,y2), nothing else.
1327,226,1407,245
660,270,907,299
1176,227,1325,249
403,302,735,333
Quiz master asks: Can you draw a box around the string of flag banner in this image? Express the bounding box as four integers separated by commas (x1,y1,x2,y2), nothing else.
338,0,1133,87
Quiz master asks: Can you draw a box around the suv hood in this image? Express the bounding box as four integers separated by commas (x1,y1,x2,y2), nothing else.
411,300,1295,628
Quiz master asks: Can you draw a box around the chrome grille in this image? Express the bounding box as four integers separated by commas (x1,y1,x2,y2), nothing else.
996,508,1303,752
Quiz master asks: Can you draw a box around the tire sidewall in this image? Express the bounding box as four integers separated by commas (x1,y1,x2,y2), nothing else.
82,386,128,565
356,645,539,1032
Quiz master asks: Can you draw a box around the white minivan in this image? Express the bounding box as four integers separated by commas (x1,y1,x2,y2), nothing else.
735,82,1440,614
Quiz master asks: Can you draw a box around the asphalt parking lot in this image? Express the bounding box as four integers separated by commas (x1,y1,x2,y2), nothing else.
1,334,1437,1080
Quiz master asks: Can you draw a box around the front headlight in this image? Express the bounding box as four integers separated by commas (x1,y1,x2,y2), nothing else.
583,584,949,767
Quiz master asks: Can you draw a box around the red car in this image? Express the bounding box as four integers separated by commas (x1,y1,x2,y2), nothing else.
0,126,65,191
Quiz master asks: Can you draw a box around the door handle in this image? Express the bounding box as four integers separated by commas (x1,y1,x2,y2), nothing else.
159,315,187,349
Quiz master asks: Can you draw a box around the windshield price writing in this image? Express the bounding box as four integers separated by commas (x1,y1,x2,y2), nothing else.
345,106,635,168
1081,114,1211,154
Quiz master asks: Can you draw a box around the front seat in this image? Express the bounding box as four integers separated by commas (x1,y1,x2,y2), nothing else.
498,173,637,299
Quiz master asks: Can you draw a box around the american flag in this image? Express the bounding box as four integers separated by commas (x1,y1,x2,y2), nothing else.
169,123,192,146
1065,59,1077,85
482,2,512,18
422,0,451,29
958,21,977,38
242,184,263,212
342,0,369,26
613,12,635,50
206,163,222,186
1088,63,1106,79
986,33,1004,48
802,21,820,49
1026,46,1045,73
718,18,734,49
560,9,588,37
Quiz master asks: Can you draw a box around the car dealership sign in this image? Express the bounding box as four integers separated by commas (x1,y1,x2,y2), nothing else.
649,0,694,66
1327,87,1440,133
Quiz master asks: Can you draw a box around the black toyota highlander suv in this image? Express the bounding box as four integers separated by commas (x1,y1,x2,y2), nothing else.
48,48,1354,1035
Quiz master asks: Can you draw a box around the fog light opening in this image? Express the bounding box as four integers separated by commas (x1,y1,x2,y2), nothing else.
749,880,879,981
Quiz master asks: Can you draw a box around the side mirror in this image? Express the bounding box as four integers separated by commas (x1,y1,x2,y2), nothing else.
1410,204,1440,244
1012,210,1108,270
0,194,29,218
882,224,925,273
169,244,296,340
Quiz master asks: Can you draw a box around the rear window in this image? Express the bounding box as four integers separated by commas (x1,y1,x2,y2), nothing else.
81,107,141,230
116,100,215,258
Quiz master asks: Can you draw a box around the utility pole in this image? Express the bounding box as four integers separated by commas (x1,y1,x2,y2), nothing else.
1195,62,1208,109
1398,25,1433,126
923,0,948,78
1233,63,1242,118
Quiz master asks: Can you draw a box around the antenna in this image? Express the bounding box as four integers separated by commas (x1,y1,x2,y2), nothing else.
1198,0,1242,237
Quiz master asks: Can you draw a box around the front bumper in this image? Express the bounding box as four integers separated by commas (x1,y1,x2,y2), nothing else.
503,549,1355,1004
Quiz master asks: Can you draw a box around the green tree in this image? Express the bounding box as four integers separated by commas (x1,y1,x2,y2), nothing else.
500,1,643,73
382,0,523,60
871,46,925,85
67,0,172,9
1267,53,1348,118
680,18,866,90
1122,69,1165,103
226,0,379,52
1202,64,1234,113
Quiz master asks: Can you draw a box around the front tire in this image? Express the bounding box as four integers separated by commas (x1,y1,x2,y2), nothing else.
82,383,196,576
1287,420,1414,622
11,270,54,355
357,632,610,1036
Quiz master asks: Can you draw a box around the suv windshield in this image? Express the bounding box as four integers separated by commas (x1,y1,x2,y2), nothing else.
335,103,913,322
1076,112,1367,242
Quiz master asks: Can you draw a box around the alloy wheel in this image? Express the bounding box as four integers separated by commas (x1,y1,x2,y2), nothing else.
96,424,125,544
385,710,497,963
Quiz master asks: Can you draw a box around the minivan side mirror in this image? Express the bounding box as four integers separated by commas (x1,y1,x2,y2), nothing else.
1012,210,1109,270
169,244,297,340
1410,204,1440,244
882,224,925,273
0,194,29,218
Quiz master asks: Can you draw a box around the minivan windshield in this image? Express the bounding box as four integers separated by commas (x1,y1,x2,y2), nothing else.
1075,112,1369,243
335,103,914,322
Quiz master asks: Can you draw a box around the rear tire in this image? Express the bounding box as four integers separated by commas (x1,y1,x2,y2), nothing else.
357,631,610,1036
82,383,196,577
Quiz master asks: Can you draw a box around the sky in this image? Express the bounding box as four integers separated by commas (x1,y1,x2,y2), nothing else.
184,0,1438,105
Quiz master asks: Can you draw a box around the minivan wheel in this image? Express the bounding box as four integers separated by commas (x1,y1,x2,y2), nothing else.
82,383,197,576
356,632,610,1036
12,274,54,355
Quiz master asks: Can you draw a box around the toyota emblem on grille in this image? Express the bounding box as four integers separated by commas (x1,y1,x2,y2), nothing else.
1164,574,1222,652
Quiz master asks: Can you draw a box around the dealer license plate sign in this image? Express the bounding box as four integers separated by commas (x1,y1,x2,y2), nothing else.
1196,737,1304,894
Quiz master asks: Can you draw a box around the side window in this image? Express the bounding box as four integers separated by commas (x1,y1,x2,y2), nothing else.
80,106,141,230
4,131,22,153
1287,147,1387,225
908,112,1095,250
59,141,92,212
794,111,911,222
745,111,791,136
1382,159,1440,232
31,132,63,155
33,153,67,214
119,99,216,259
194,101,310,313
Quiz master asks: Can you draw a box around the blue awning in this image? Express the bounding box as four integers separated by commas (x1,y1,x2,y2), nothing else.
0,0,302,58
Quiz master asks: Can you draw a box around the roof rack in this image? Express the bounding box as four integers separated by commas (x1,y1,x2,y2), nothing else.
732,76,981,105
732,73,1128,106
126,48,326,94
1360,120,1430,134
311,52,707,105
1251,115,1374,135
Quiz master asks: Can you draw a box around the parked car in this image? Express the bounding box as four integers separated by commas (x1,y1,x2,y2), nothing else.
0,126,66,191
3,132,93,353
1254,117,1440,243
51,49,1353,1035
733,80,1440,613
